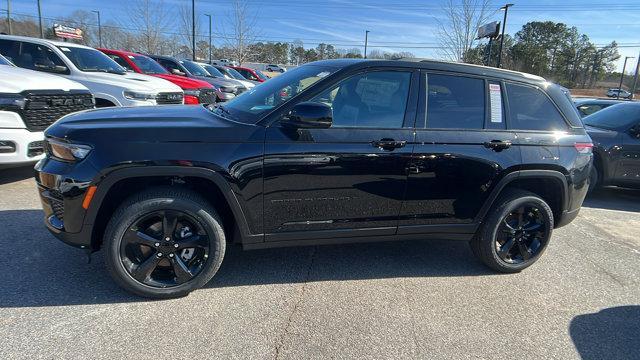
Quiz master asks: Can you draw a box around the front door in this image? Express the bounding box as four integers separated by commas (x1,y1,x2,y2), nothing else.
617,121,640,185
264,69,418,240
399,73,521,234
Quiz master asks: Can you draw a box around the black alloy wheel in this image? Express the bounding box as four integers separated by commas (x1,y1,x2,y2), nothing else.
495,205,548,264
120,210,210,288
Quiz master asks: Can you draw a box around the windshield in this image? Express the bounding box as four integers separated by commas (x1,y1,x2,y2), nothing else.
583,103,640,130
131,55,168,75
59,46,125,74
200,64,225,78
0,54,12,66
180,60,209,76
254,69,269,81
225,67,247,80
214,64,334,124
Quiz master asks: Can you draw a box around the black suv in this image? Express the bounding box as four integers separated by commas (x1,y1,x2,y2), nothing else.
35,59,592,298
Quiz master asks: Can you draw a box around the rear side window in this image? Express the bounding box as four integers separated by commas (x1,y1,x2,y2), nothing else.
426,74,485,129
0,39,20,63
506,83,566,131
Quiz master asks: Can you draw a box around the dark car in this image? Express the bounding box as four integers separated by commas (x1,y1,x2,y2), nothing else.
583,102,640,191
147,55,242,102
574,98,625,117
35,59,592,298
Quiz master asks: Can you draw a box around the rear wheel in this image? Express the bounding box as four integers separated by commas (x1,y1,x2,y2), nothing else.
104,187,225,298
471,190,553,273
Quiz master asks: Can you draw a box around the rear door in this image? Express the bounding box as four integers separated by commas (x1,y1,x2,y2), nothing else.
263,69,418,240
399,72,521,234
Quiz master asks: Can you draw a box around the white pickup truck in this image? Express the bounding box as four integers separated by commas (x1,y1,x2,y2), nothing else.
0,54,94,167
0,35,183,107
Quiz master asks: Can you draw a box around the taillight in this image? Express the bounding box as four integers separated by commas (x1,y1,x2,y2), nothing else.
574,142,593,154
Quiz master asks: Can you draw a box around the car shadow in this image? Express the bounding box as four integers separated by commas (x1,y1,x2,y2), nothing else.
583,187,640,212
570,306,640,360
0,165,34,185
0,209,493,308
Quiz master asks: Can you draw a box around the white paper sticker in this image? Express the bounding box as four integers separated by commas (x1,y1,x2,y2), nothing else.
489,83,503,123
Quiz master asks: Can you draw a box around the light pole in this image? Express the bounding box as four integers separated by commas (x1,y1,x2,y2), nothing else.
191,0,196,61
37,0,43,38
204,14,212,64
496,3,513,68
617,56,635,99
92,10,102,48
6,0,12,35
364,30,369,59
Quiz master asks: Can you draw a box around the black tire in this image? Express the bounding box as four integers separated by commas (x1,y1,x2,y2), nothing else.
470,189,553,273
103,187,226,298
588,164,600,193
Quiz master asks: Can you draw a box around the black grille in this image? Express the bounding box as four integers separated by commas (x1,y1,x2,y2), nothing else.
28,140,45,157
19,92,94,132
198,89,216,104
156,92,184,104
50,197,64,220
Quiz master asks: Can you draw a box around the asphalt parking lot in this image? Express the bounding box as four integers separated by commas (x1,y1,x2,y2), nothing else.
0,166,638,360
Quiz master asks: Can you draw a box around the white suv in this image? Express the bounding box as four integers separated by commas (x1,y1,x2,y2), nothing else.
0,54,94,167
0,35,183,107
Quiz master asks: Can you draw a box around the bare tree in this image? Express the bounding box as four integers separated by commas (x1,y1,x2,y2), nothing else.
123,0,171,54
179,3,202,59
437,0,494,61
222,0,260,65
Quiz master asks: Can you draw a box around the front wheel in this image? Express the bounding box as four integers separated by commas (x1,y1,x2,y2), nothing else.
470,190,553,273
103,187,225,298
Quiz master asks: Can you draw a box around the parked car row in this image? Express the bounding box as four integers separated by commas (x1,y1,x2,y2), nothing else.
0,34,270,168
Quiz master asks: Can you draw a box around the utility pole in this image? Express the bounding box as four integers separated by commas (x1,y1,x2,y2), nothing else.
204,14,212,64
6,0,11,35
191,0,196,61
364,30,369,59
92,10,102,48
631,52,640,100
496,3,513,68
37,0,43,38
617,56,634,99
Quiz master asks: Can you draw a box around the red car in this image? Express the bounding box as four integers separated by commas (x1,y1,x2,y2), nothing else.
99,48,216,105
230,66,270,83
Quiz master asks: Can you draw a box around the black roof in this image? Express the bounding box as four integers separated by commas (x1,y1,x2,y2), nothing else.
307,58,547,86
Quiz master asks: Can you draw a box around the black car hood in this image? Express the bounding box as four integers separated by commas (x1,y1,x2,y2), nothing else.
46,105,260,143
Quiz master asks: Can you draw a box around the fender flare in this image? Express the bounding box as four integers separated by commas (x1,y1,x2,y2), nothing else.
474,170,569,223
84,165,255,241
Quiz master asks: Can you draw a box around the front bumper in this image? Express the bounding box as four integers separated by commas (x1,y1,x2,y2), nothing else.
35,156,98,249
0,128,46,166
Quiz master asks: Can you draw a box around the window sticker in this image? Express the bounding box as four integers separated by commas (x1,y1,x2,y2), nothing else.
489,83,503,123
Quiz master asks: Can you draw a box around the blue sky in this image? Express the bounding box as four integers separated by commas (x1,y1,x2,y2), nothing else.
7,0,640,71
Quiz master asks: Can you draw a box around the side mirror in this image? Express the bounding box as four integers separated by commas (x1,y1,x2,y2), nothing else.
282,102,332,129
35,62,68,74
171,68,186,76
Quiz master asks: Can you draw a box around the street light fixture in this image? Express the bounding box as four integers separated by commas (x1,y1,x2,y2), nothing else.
364,30,370,59
496,3,513,68
204,14,212,64
92,10,102,48
617,56,635,99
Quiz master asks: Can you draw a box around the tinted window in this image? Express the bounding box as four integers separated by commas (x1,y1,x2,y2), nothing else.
583,103,640,130
506,83,566,131
238,69,258,81
577,104,604,117
310,71,411,128
108,54,134,71
157,58,181,73
180,60,208,76
426,74,485,129
200,64,225,77
0,39,20,63
17,42,67,71
131,55,168,75
0,54,12,66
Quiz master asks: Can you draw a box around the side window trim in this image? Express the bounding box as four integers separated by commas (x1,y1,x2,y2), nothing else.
503,80,571,132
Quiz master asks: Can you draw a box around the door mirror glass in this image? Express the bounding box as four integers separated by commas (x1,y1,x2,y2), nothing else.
282,102,332,129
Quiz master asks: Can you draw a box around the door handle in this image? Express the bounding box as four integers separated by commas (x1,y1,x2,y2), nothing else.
372,138,407,151
484,140,512,152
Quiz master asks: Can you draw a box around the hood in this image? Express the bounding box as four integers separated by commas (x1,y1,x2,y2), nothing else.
151,74,213,90
0,65,88,93
82,71,182,93
46,104,257,143
192,76,241,89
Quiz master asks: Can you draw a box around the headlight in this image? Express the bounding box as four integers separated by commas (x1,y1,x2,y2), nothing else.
123,90,157,101
46,139,92,161
0,93,26,110
219,86,236,93
183,89,201,97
